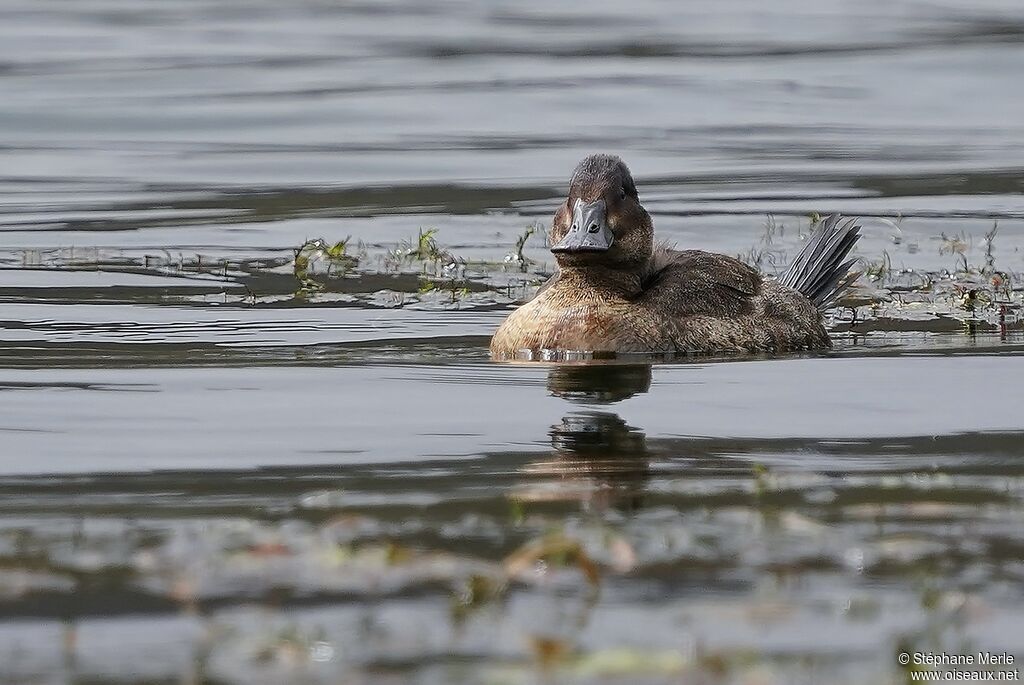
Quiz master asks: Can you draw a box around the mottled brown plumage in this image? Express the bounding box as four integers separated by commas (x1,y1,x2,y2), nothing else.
490,154,860,359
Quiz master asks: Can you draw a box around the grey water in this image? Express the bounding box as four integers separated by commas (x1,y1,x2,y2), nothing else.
2,1,1024,683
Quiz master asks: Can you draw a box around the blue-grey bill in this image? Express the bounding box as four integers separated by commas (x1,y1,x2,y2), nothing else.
551,198,615,253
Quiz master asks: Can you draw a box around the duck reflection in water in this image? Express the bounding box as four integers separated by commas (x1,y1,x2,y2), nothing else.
513,363,653,512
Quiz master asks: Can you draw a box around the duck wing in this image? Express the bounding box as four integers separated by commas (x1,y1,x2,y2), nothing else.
638,248,761,318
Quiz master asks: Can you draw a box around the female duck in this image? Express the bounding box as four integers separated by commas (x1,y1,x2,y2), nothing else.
490,154,860,359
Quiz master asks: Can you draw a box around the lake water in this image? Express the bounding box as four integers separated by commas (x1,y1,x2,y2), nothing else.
2,1,1024,683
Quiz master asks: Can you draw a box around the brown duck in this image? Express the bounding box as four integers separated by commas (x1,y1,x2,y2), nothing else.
490,154,861,359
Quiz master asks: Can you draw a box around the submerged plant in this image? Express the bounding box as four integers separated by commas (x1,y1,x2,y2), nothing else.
293,237,358,291
752,463,772,498
937,231,970,272
503,532,602,587
402,228,452,263
383,227,463,277
982,221,999,273
410,228,442,261
864,250,892,283
325,239,350,260
739,213,826,275
450,573,507,623
504,223,539,271
418,275,470,304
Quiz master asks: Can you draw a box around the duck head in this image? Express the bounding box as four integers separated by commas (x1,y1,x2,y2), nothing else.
550,154,654,271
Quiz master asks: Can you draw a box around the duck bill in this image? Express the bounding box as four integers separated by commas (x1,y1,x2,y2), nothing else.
551,199,614,254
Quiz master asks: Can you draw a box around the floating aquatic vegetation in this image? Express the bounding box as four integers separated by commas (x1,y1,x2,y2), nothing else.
503,223,540,271
739,214,787,272
8,213,1024,335
411,227,448,262
292,237,358,291
419,278,472,305
732,216,1024,332
450,572,508,623
383,227,458,270
503,531,602,588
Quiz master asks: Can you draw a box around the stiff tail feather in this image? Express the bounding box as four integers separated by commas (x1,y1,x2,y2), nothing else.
777,214,861,310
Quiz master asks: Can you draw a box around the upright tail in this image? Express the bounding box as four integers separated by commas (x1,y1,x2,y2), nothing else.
777,214,861,310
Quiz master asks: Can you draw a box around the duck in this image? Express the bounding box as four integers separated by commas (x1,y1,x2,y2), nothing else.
490,154,861,359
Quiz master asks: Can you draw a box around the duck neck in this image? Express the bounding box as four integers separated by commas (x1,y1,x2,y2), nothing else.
555,266,643,300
